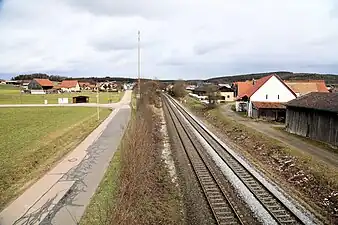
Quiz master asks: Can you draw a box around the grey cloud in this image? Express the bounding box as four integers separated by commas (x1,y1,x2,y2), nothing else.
194,41,235,55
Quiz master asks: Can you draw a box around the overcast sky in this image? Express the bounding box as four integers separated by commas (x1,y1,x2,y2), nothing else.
1,0,338,80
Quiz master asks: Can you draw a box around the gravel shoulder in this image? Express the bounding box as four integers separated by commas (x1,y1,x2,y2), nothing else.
163,100,215,225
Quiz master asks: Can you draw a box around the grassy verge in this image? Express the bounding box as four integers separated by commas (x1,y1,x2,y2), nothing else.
273,126,338,154
183,96,338,223
80,84,183,225
0,107,110,209
0,84,123,104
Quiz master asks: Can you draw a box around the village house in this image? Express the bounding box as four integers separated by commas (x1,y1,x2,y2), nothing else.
79,82,93,91
59,80,80,92
192,84,234,103
28,78,54,94
285,92,338,147
234,80,254,111
236,75,297,121
284,80,329,96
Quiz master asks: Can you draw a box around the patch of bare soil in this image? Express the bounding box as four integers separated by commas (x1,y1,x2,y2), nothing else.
185,103,338,224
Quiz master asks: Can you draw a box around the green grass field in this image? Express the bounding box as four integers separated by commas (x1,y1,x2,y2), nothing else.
0,84,123,104
0,107,111,209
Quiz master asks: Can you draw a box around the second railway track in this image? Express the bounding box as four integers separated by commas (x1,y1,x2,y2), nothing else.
163,95,244,225
163,94,306,225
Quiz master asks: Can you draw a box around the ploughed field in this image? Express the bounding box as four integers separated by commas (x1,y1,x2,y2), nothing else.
0,107,110,209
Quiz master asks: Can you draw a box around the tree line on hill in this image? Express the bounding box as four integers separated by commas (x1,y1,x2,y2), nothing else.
206,71,338,84
11,74,68,82
11,74,140,83
11,71,338,85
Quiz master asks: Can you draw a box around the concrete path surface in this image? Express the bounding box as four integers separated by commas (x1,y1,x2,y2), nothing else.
221,103,338,167
0,90,132,225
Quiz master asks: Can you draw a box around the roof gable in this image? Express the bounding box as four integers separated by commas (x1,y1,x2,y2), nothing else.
34,79,53,87
60,80,79,88
238,75,296,99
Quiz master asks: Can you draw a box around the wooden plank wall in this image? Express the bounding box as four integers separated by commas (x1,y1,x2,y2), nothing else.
286,107,338,146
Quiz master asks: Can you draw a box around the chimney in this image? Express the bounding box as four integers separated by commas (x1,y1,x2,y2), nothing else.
252,78,256,85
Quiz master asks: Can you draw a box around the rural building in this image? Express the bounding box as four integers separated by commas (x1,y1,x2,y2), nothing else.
236,75,297,120
99,81,119,92
28,79,54,94
234,80,253,97
285,92,338,147
72,96,89,103
79,82,93,90
59,80,80,92
192,84,234,103
218,85,234,102
284,80,329,96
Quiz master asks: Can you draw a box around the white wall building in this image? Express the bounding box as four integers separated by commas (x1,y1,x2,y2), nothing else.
236,75,296,120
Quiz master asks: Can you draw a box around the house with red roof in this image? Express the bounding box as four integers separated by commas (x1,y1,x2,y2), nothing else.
284,80,329,96
236,74,297,121
28,79,54,94
59,80,80,92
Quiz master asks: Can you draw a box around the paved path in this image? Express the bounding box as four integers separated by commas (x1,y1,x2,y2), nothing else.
221,103,338,167
0,91,132,225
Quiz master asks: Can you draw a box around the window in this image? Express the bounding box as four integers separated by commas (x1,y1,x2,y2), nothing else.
227,95,230,98
266,94,268,99
277,94,280,99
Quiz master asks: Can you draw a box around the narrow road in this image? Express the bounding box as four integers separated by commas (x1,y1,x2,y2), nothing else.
0,91,132,225
221,103,338,168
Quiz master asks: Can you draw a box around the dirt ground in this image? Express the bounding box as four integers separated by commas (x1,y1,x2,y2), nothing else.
221,103,338,168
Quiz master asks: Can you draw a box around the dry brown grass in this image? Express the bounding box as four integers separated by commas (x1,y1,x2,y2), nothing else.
109,84,182,225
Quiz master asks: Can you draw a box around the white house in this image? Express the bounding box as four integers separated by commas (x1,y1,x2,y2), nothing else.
237,75,297,120
59,80,80,92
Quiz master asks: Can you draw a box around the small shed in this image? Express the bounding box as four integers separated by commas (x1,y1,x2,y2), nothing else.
285,92,338,146
251,102,286,121
73,96,89,103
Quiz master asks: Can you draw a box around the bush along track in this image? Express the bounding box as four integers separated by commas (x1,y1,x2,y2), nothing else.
81,82,184,225
182,96,338,224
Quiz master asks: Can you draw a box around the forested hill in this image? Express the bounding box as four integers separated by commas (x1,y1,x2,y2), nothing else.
206,71,338,85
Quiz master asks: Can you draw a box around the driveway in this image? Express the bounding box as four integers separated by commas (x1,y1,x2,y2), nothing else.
221,103,338,168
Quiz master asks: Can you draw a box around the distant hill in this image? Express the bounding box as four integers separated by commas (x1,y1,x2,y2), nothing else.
206,71,338,85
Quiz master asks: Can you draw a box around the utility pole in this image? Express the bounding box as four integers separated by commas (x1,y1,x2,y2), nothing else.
96,81,100,120
137,30,141,102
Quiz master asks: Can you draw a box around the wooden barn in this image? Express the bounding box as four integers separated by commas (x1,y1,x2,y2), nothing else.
285,92,338,146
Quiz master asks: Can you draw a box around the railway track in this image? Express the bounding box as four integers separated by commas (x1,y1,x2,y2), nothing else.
163,94,305,225
163,96,244,225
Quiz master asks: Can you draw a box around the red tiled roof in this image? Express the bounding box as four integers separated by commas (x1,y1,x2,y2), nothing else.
59,80,78,88
237,75,296,100
34,79,53,87
284,80,329,95
236,81,253,97
237,75,273,99
79,82,91,87
252,101,286,109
